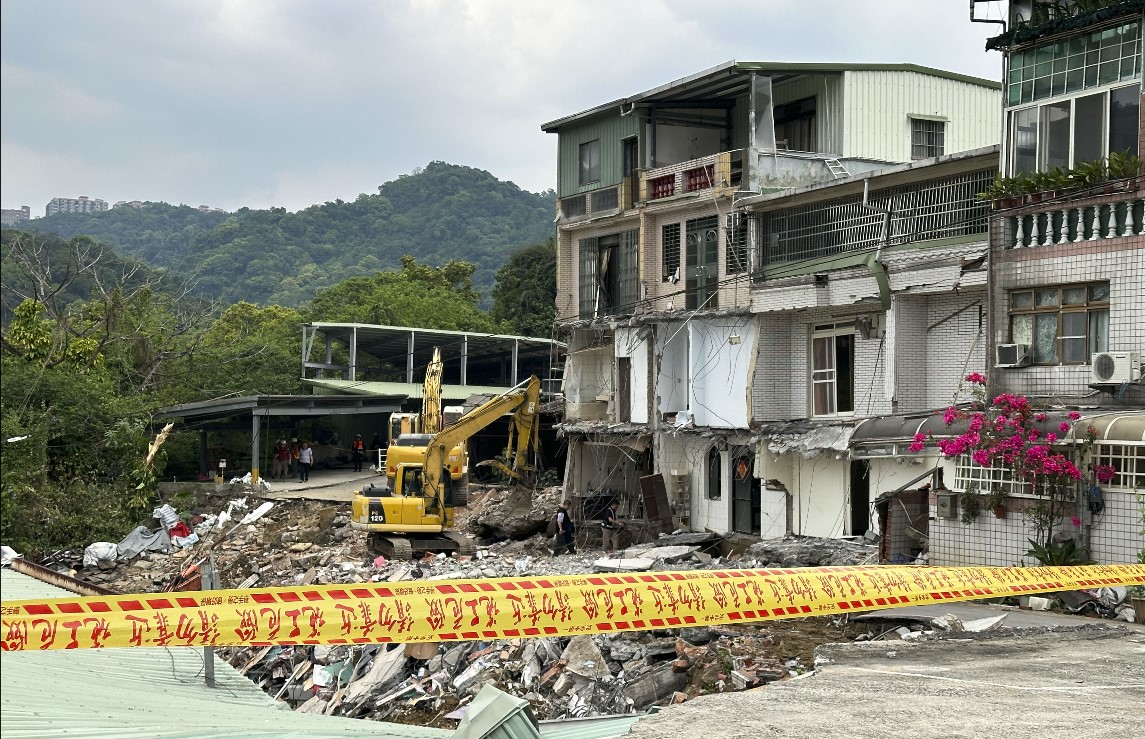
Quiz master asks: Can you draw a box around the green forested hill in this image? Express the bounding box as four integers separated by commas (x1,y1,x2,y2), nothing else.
27,162,556,307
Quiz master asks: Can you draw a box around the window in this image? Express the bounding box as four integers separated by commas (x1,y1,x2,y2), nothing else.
1009,83,1141,174
811,323,855,416
955,456,1028,497
1007,21,1141,107
911,119,945,160
1092,443,1144,490
774,96,817,152
579,140,601,186
685,216,719,310
662,223,681,282
1009,283,1109,365
577,229,641,319
725,215,748,274
707,447,722,500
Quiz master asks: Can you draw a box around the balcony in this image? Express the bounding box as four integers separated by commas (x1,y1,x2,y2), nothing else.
641,151,741,202
1005,190,1144,249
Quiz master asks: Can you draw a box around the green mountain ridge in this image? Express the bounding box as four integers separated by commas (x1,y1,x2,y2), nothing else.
24,162,557,308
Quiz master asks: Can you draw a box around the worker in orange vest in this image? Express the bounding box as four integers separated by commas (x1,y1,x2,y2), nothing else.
351,434,365,472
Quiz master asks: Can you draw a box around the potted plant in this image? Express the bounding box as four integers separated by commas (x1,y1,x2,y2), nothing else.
986,488,1009,518
959,490,982,525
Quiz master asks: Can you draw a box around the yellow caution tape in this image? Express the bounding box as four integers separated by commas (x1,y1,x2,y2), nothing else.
3,564,1142,651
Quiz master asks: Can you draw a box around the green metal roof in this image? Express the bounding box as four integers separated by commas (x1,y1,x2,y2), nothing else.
541,60,1000,131
306,379,512,401
0,569,450,739
538,715,646,739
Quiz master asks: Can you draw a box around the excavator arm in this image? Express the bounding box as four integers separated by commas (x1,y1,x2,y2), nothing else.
422,376,541,509
421,346,443,435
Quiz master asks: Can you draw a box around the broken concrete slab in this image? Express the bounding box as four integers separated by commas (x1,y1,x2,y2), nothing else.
343,644,406,704
624,662,688,709
561,636,612,681
593,557,655,572
623,545,698,563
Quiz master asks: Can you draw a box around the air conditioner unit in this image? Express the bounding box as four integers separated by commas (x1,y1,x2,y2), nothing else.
995,343,1031,368
1091,351,1141,383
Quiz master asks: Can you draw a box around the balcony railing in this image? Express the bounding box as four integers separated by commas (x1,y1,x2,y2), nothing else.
1007,193,1144,249
641,151,740,202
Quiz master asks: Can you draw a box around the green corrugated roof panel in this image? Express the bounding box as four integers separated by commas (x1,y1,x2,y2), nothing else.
305,379,513,401
0,569,450,739
538,715,645,739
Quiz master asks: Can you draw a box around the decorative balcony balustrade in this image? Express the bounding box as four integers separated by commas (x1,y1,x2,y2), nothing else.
642,151,740,202
1008,194,1144,249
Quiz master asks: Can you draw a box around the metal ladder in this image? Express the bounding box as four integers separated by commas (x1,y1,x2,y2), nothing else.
825,158,850,179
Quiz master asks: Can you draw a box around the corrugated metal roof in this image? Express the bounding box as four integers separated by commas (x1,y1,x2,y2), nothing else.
538,715,645,739
0,569,449,739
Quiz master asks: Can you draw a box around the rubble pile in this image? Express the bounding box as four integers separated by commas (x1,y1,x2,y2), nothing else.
745,536,879,567
464,485,563,541
221,620,847,727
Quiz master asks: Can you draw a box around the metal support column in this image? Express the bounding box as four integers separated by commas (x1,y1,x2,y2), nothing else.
250,412,261,484
349,327,357,381
202,557,219,687
461,335,468,385
407,331,416,383
511,339,519,385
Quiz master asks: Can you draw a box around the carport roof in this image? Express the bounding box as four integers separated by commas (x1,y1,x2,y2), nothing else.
307,323,562,364
155,394,406,423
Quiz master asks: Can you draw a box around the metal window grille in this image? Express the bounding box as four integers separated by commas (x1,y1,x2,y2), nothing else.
911,119,945,160
1093,443,1145,490
578,237,599,319
954,456,1029,497
725,214,748,274
662,223,681,281
759,168,993,266
1007,21,1142,106
562,194,586,218
590,187,618,212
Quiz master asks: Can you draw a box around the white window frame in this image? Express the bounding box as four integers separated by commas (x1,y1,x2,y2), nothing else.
579,139,601,186
1006,81,1141,175
810,322,855,418
910,118,946,160
1092,442,1144,490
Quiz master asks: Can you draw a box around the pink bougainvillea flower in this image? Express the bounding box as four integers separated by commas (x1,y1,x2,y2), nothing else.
964,372,987,385
1071,515,1082,527
1094,464,1117,483
1068,411,1081,421
1034,413,1047,422
1059,421,1071,433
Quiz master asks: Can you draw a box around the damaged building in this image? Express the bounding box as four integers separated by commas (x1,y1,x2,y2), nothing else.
548,34,1144,566
546,61,1003,542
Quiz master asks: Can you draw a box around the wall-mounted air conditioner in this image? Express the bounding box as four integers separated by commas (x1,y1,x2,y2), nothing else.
995,343,1031,368
1091,351,1141,383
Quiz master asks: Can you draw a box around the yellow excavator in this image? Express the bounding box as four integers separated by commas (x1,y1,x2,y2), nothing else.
350,375,541,559
384,347,467,486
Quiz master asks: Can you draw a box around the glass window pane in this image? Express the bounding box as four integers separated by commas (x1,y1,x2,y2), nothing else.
1065,68,1084,93
1089,309,1109,354
1062,338,1087,363
1011,291,1035,309
1073,92,1105,164
1036,288,1060,306
1033,314,1058,363
1040,102,1071,170
813,336,833,371
1012,108,1039,175
1012,314,1033,345
1109,85,1140,157
1088,283,1110,302
1063,286,1086,305
813,382,834,416
1098,60,1119,85
1062,312,1086,335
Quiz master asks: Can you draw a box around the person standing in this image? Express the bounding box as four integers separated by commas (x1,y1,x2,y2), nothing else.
289,438,301,476
351,434,365,473
551,500,576,557
272,440,290,480
298,442,313,482
601,499,625,552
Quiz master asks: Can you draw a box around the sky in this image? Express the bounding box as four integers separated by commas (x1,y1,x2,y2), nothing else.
0,0,1008,214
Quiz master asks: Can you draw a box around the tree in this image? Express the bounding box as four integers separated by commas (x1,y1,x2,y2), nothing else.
491,238,557,338
308,256,499,332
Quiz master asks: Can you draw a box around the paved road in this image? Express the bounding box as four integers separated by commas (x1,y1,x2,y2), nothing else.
626,626,1144,738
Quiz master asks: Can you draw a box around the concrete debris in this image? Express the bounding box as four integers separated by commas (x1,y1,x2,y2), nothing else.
593,557,655,572
744,536,879,567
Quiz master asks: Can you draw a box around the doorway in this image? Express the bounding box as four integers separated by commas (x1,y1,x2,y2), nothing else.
685,216,719,310
849,459,870,536
731,447,759,534
617,357,632,422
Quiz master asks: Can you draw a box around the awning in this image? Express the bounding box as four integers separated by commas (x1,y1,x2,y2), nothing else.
1068,411,1145,443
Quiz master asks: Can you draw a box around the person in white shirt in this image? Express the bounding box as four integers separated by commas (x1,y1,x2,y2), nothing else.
298,442,314,482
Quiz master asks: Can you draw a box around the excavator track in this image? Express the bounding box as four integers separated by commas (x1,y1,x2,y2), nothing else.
368,535,413,561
